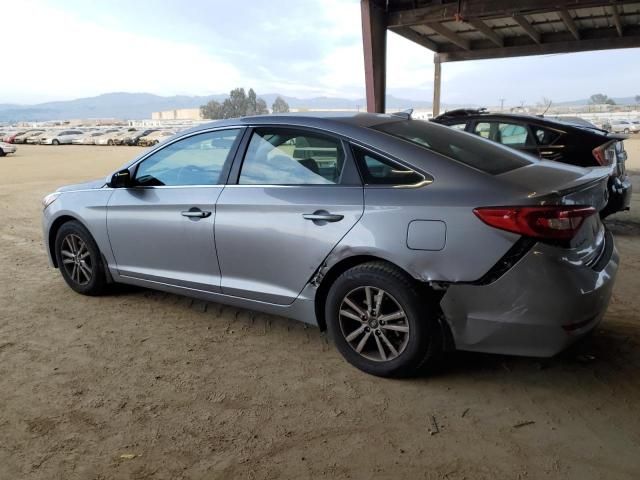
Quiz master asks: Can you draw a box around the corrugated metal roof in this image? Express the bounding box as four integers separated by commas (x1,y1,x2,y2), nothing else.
383,1,640,61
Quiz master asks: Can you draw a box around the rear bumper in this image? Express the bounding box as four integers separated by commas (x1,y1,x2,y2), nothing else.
603,175,632,216
440,232,618,357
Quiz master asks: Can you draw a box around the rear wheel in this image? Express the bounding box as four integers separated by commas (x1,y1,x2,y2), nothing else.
624,128,630,134
325,261,442,377
107,139,114,146
54,221,107,295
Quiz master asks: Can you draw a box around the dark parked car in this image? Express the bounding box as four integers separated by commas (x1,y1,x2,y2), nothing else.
433,109,631,217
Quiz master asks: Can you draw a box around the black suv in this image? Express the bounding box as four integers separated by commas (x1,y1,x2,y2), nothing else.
433,109,632,217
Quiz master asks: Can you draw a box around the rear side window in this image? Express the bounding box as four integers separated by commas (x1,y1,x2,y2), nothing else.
373,119,533,175
239,129,345,185
532,127,561,145
351,146,427,186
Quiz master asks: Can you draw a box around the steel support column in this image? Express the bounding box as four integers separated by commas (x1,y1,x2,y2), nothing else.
361,0,387,113
433,54,442,117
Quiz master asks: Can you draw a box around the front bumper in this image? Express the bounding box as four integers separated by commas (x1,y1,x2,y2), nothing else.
441,232,619,357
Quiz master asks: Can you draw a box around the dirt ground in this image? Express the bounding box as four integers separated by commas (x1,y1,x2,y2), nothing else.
1,142,639,480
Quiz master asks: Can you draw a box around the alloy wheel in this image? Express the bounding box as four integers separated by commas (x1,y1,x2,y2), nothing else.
60,234,93,285
338,286,410,362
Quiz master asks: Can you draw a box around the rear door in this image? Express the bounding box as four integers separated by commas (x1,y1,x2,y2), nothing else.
215,127,364,305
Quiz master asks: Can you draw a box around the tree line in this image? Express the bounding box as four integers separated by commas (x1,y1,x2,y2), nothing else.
200,88,290,119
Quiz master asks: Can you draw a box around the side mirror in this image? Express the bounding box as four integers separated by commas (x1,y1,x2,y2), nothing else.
109,169,132,188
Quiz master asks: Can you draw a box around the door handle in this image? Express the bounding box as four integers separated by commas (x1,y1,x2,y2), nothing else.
181,209,211,218
303,212,344,222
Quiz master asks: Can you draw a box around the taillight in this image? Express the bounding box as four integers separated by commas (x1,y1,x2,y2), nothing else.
473,206,596,241
592,143,616,166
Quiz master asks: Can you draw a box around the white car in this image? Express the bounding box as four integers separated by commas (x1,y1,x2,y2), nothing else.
40,130,85,145
0,141,17,156
26,131,52,144
610,120,640,134
72,131,111,145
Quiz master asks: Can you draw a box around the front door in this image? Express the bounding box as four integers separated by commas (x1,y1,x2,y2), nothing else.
215,127,364,305
106,128,243,292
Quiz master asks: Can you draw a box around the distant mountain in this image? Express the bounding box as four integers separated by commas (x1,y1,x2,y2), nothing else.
554,96,639,106
0,92,432,122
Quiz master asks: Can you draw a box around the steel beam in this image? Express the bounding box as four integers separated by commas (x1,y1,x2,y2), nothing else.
466,18,504,47
391,27,440,51
426,22,471,50
513,14,542,44
609,5,624,37
559,9,580,40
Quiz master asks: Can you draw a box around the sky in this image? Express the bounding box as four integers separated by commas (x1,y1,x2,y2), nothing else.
2,0,640,106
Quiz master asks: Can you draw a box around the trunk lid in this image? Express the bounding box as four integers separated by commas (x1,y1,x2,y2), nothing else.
498,161,611,211
497,161,611,257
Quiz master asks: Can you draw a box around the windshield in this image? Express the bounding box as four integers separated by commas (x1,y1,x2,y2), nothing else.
373,119,534,175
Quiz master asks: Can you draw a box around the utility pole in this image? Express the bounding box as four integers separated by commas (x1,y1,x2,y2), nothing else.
499,98,505,111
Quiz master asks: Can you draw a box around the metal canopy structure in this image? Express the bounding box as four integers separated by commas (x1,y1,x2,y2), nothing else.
361,0,640,114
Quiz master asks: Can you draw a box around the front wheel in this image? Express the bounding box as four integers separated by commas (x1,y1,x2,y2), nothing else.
0,148,5,157
52,139,60,145
325,261,442,377
624,128,630,134
54,221,107,295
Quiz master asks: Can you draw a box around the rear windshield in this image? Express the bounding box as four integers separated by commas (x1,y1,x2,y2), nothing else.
373,119,534,175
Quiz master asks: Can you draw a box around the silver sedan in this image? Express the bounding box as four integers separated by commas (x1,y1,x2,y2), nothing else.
41,113,618,377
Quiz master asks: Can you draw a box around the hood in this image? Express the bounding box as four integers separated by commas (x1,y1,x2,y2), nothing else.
57,178,106,192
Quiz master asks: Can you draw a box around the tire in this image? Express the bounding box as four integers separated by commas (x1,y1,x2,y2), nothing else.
624,128,630,134
325,261,442,378
0,148,5,157
107,139,114,146
52,139,60,145
54,220,108,296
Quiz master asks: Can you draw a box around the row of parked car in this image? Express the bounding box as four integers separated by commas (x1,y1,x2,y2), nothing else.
0,128,178,147
589,118,640,133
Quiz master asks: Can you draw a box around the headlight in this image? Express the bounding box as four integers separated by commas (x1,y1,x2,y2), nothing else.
42,192,61,210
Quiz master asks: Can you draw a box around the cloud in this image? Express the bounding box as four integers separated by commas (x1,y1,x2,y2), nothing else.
3,0,639,105
0,0,242,102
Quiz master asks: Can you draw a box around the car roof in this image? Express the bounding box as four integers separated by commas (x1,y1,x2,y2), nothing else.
180,112,404,137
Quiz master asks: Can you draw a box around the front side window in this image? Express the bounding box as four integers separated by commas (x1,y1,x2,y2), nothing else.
135,129,241,186
352,146,426,186
239,129,345,185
